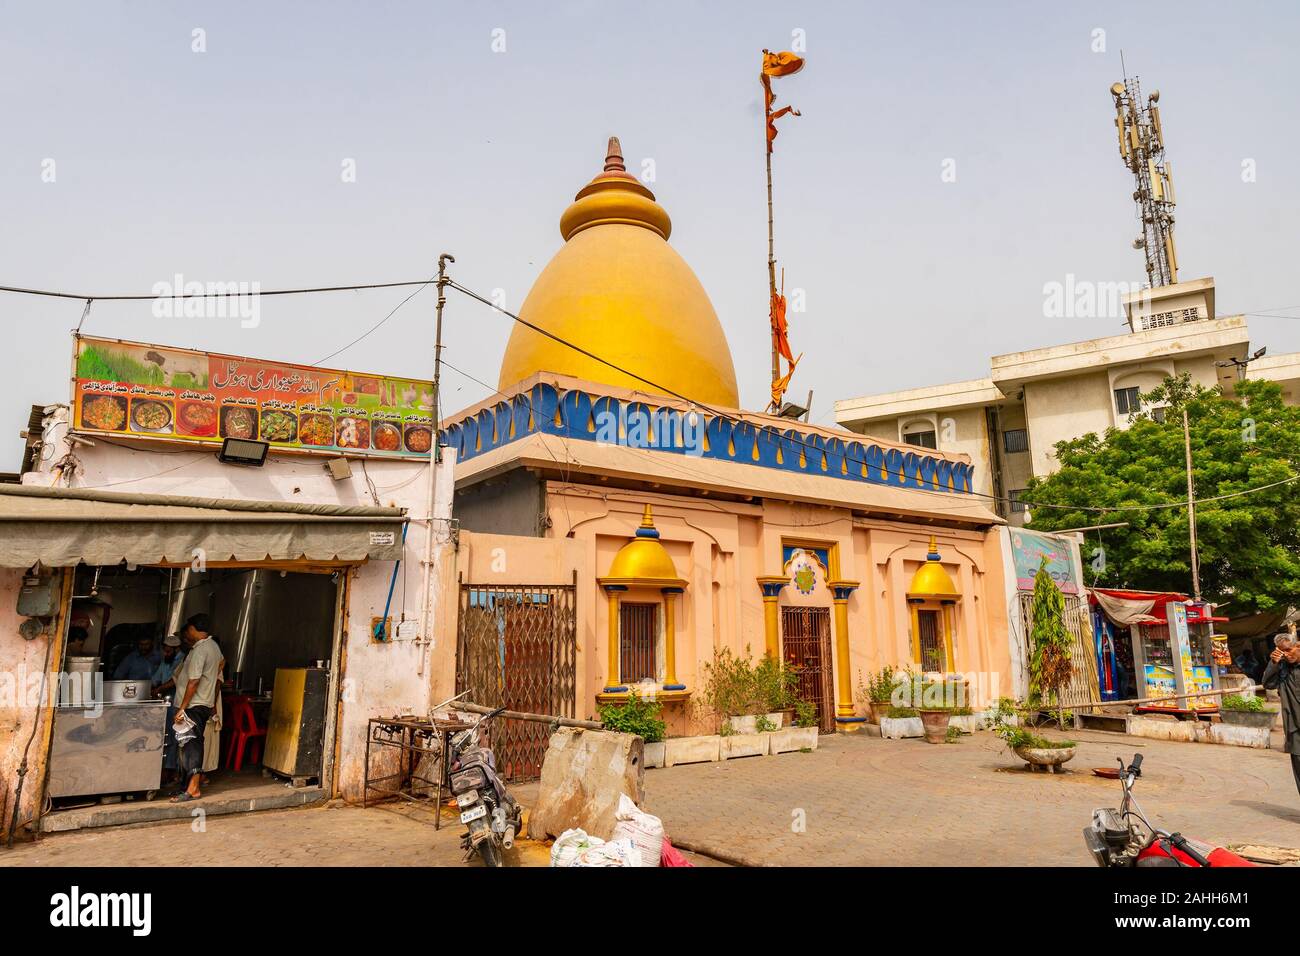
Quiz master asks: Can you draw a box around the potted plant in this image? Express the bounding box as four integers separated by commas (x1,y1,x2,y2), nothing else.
754,654,798,729
1028,558,1075,729
1220,694,1275,729
598,691,668,767
913,678,961,744
917,703,952,744
857,665,899,724
992,714,1076,773
701,646,761,733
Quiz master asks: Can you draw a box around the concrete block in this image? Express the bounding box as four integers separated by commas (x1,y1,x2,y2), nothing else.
643,741,666,769
664,735,721,767
1125,714,1198,742
770,726,819,753
1205,722,1272,749
528,728,645,841
949,714,986,734
1125,713,1272,749
725,715,758,734
721,733,769,760
880,716,924,739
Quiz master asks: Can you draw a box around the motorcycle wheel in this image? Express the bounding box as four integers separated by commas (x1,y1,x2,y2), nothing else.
478,840,504,868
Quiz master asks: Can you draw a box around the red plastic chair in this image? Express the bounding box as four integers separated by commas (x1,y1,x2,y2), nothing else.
223,695,267,772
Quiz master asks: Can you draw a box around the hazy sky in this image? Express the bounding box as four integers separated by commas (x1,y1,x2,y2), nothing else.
3,1,1298,462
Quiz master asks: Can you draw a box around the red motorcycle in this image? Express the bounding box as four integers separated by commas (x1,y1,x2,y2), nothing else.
1083,753,1255,867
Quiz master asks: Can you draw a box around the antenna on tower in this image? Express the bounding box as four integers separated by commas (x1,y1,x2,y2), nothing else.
1110,67,1179,287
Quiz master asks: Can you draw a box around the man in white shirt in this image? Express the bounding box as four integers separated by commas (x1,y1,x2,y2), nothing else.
171,613,224,802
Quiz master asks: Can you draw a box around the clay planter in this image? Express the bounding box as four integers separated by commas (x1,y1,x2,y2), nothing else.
1013,745,1077,773
868,700,891,725
918,709,952,744
1219,709,1275,729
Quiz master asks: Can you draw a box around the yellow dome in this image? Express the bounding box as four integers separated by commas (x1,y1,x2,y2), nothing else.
908,537,959,599
600,505,687,588
498,137,740,408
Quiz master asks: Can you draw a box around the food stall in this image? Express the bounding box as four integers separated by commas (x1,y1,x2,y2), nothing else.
40,563,345,809
1089,588,1226,715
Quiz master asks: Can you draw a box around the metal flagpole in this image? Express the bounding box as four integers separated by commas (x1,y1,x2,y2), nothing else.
766,109,778,408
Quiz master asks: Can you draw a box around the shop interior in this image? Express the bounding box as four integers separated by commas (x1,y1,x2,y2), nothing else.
46,563,340,824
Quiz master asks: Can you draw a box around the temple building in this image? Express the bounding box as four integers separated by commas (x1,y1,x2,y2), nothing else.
435,138,1017,760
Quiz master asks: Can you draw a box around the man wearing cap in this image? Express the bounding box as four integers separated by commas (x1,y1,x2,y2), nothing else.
152,634,187,699
1263,633,1300,798
155,635,188,782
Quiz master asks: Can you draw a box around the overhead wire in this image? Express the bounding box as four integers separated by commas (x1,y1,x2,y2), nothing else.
10,270,1300,517
0,278,434,302
443,279,1300,517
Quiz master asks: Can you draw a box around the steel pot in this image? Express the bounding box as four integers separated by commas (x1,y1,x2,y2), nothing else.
104,679,152,704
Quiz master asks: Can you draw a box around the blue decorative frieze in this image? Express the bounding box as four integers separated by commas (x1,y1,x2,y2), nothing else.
442,383,974,495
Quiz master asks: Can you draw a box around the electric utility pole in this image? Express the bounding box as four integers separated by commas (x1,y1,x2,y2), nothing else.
1183,407,1201,601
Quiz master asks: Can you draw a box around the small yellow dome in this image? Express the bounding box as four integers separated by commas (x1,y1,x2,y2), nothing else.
600,505,686,588
909,537,959,599
498,137,740,408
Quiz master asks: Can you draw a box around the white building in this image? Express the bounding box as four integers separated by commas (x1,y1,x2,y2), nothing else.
1,398,455,840
834,278,1300,525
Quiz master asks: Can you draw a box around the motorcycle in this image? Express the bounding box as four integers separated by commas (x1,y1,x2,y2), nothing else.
446,705,524,868
1083,753,1254,867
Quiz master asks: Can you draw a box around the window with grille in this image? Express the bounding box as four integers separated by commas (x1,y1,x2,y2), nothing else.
1002,428,1028,453
1114,386,1141,415
1009,489,1029,514
917,609,946,672
903,429,937,449
619,602,658,683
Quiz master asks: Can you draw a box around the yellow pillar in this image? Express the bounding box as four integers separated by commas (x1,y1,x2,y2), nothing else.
756,576,787,659
941,600,957,672
663,587,684,688
908,600,922,665
829,580,860,721
604,585,626,691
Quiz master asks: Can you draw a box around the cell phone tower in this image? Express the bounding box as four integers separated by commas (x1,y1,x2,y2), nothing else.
1110,73,1179,287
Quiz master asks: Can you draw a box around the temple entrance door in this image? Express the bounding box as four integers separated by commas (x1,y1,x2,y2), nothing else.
781,606,835,733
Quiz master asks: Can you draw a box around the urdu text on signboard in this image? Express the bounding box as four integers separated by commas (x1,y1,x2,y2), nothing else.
72,335,435,459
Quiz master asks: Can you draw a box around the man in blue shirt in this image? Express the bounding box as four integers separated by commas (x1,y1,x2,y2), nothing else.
152,634,187,698
112,635,159,681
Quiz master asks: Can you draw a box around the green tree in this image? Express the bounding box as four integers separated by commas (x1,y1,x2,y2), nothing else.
1023,374,1300,614
1029,558,1073,726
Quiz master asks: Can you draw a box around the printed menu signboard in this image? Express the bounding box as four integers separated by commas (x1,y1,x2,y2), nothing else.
73,335,435,459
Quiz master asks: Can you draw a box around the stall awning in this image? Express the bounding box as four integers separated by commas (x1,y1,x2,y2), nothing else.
0,484,408,568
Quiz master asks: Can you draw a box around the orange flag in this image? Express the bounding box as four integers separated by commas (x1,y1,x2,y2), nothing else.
761,50,803,154
770,278,801,407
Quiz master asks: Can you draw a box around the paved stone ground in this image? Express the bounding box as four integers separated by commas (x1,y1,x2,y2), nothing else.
642,729,1300,866
6,730,1295,868
0,781,721,868
2,799,552,868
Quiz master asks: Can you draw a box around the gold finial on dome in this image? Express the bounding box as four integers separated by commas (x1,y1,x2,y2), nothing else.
497,136,740,408
559,136,672,241
639,504,656,531
604,136,626,173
